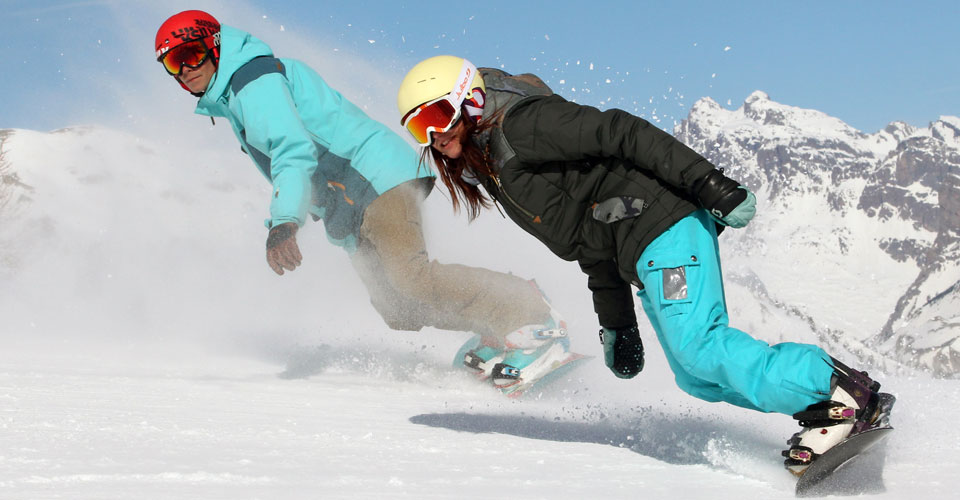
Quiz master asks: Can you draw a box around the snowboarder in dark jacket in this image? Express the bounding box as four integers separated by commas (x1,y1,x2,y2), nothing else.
396,55,895,475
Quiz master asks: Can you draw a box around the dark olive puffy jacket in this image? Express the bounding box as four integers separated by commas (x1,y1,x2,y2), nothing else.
474,68,717,329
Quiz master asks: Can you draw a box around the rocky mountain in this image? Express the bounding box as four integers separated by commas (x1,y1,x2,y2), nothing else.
676,91,960,377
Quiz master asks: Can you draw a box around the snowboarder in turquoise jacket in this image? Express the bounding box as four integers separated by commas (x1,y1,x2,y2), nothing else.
154,11,577,384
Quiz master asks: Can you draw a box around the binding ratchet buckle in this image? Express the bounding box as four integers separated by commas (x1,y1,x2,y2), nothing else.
535,328,567,340
493,363,521,380
788,447,815,464
828,405,856,421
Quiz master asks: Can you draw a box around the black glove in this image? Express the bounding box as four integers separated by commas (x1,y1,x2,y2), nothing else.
599,325,644,379
692,169,756,228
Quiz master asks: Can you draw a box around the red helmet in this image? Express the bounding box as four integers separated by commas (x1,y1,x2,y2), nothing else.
155,10,221,92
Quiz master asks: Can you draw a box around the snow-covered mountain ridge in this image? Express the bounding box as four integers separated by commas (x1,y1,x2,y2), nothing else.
675,91,960,377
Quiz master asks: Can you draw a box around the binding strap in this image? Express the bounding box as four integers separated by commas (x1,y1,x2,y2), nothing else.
792,400,857,427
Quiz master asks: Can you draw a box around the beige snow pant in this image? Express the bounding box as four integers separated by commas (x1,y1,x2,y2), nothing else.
350,179,550,339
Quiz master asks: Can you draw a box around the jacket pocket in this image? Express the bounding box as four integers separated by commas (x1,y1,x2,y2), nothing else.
591,196,647,223
780,379,830,400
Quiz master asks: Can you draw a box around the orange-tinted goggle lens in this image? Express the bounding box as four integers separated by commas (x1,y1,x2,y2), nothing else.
160,40,209,76
402,97,460,146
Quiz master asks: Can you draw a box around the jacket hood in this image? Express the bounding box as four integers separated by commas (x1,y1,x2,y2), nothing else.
196,25,273,114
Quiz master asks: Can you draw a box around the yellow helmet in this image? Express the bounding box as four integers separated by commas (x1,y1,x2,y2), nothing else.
398,55,484,115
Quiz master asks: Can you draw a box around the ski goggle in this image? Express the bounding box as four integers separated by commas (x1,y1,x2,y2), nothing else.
401,95,463,147
401,59,477,147
159,40,210,76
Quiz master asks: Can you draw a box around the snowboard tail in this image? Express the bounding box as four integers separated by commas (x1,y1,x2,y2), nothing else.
794,426,892,497
794,392,896,497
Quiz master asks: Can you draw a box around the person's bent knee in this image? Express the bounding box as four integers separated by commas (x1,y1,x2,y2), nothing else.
660,321,722,374
368,295,426,332
382,255,436,298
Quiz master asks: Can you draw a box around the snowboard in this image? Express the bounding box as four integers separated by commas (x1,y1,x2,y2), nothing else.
453,336,592,399
794,426,893,497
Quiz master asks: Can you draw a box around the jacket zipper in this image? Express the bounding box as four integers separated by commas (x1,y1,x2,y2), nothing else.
491,174,539,222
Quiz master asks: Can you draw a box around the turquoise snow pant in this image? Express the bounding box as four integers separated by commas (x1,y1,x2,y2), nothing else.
635,209,834,415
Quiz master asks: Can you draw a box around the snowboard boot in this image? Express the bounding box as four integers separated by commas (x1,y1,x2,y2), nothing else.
487,280,575,394
782,358,895,476
502,280,568,351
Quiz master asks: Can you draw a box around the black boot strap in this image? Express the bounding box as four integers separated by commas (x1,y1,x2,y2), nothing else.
491,362,520,380
792,401,858,426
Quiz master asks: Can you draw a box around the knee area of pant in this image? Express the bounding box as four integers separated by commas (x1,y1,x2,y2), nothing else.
369,298,426,332
383,257,434,292
661,325,716,365
673,376,725,403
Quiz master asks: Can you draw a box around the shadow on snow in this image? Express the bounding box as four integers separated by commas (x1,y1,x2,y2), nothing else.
409,408,778,468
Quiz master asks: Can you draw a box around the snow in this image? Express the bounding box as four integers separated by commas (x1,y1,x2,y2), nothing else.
932,116,960,148
729,193,921,337
686,90,960,167
1,120,959,499
2,334,959,499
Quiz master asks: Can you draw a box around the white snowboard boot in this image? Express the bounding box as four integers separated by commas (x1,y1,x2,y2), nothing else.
782,358,893,476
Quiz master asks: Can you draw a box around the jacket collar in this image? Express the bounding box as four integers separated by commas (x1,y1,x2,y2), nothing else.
194,25,274,116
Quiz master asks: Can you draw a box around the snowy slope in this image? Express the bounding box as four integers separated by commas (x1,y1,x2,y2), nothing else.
2,332,958,499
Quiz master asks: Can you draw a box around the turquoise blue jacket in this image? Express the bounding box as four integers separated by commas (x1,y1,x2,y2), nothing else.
195,26,432,250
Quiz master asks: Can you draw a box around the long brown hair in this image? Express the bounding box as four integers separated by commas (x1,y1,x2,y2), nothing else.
421,109,503,220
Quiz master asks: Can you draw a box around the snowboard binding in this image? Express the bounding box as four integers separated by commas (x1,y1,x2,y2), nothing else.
783,358,895,477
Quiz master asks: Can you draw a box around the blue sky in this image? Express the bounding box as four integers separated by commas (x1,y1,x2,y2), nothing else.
2,0,957,134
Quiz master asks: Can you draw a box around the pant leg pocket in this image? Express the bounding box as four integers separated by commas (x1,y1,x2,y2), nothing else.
638,253,701,318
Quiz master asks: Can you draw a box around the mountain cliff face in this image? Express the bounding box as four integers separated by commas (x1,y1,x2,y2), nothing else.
675,91,960,377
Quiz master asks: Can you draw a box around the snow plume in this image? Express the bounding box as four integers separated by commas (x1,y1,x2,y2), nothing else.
0,0,409,358
0,127,349,348
0,127,586,398
0,1,596,369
